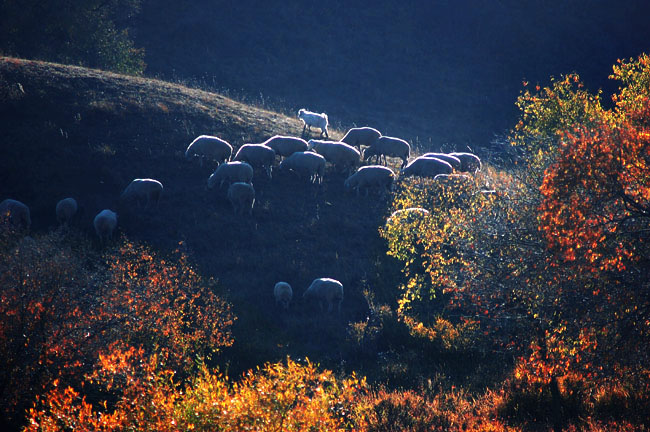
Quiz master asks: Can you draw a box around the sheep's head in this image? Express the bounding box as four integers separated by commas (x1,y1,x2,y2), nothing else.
298,108,306,119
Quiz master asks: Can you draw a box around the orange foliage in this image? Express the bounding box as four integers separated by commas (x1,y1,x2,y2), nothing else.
0,232,233,428
27,355,365,432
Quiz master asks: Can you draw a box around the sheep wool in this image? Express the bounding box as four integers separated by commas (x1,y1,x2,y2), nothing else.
303,278,344,313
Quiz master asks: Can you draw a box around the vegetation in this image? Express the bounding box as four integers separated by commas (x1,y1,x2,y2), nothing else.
1,52,649,431
0,0,145,74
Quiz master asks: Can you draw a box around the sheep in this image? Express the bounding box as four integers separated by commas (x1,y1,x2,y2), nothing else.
0,198,31,231
422,153,462,170
303,278,344,313
227,182,255,216
307,139,361,174
278,151,326,184
363,136,411,168
386,207,431,226
93,209,117,244
207,161,254,190
449,152,482,173
340,127,381,150
55,197,78,224
298,108,329,138
120,178,163,209
233,144,276,178
263,135,308,159
274,282,293,310
185,135,233,166
400,156,453,179
344,165,394,196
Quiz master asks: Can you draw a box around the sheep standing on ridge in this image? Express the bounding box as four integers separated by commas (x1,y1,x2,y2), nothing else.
303,278,344,313
274,282,293,310
363,136,410,169
344,165,394,196
227,182,255,216
449,152,482,173
233,144,276,178
298,109,329,138
56,197,78,224
400,157,453,179
120,178,163,209
185,135,233,167
208,161,254,190
93,209,117,245
263,135,308,160
307,139,360,175
278,151,326,184
0,198,31,231
341,127,381,150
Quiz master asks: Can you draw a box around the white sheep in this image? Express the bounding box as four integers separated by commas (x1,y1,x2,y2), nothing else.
274,282,293,310
363,136,411,168
344,165,394,196
400,156,453,178
233,144,276,178
298,108,329,138
263,135,308,159
386,207,431,226
55,197,78,224
0,198,31,231
120,178,164,208
449,152,482,173
185,135,233,166
227,182,255,216
278,151,326,184
422,153,462,170
93,209,117,244
208,161,254,190
340,127,381,150
307,139,361,174
303,278,344,313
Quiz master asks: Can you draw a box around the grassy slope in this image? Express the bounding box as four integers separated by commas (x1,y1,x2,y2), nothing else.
0,57,403,377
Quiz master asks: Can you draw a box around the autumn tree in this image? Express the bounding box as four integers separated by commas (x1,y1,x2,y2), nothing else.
0,230,233,430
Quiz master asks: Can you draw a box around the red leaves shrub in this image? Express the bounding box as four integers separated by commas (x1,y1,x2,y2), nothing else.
0,230,233,428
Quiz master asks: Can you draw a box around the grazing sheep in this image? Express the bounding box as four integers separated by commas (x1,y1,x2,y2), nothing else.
363,136,411,168
233,144,276,178
344,165,394,196
56,197,78,224
0,198,31,230
303,278,344,313
422,153,462,170
93,209,117,244
307,139,361,174
263,135,308,159
274,282,293,310
120,178,163,209
208,161,254,190
298,109,329,138
386,207,431,226
400,157,453,178
185,135,233,166
278,151,326,184
341,127,381,150
449,152,482,173
227,182,255,215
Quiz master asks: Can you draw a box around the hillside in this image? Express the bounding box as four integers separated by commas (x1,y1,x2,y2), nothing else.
0,57,400,375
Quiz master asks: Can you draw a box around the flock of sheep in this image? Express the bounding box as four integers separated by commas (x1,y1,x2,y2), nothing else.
0,108,482,314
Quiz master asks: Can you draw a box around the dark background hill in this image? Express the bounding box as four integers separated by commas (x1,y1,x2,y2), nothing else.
132,0,650,148
0,58,402,378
